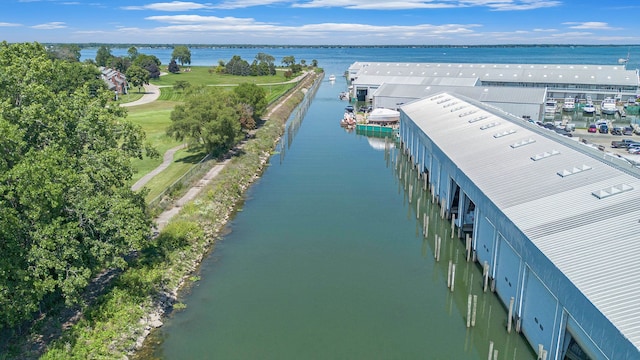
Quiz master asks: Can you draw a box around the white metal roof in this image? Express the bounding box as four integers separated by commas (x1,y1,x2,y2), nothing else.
353,62,639,87
402,93,640,350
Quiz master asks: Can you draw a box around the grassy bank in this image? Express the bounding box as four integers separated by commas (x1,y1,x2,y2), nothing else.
27,70,321,359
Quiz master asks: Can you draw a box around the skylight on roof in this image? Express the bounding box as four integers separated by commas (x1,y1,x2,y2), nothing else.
437,98,452,104
592,184,633,199
494,129,516,138
450,106,467,112
430,94,445,101
480,122,500,130
557,164,592,177
458,110,478,117
511,138,536,148
442,101,460,108
531,150,560,161
468,115,488,123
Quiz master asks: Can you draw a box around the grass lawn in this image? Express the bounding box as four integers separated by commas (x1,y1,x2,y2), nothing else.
126,100,183,184
151,66,291,86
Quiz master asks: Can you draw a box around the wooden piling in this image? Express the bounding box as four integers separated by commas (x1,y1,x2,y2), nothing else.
450,264,456,292
467,294,472,327
507,297,514,333
488,341,494,360
424,214,429,238
436,236,441,262
483,261,489,293
472,295,478,326
465,234,472,262
451,214,456,238
416,197,420,219
447,260,452,288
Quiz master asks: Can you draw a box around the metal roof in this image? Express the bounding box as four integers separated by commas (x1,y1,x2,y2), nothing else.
353,75,479,87
401,93,640,350
374,83,547,105
352,62,639,87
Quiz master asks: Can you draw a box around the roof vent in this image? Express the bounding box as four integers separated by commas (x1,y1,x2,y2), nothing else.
442,101,460,108
437,98,452,104
531,150,560,161
459,109,479,117
430,94,445,101
510,138,536,148
592,184,633,199
480,122,500,130
469,115,488,123
494,129,516,138
557,164,592,177
450,106,467,112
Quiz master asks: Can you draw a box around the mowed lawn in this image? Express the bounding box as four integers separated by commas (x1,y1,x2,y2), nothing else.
151,66,291,86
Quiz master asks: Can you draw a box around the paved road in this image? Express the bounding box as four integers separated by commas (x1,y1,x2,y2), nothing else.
121,83,161,107
131,144,187,191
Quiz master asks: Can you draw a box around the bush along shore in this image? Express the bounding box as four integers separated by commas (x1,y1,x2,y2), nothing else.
11,70,323,360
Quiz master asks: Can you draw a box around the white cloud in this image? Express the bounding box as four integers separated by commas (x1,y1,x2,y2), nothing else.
214,0,292,9
122,1,214,11
291,0,560,10
563,22,621,31
0,22,22,27
32,22,67,29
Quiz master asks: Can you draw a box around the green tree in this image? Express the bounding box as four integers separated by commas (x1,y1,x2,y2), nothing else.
128,46,139,61
133,54,161,79
95,45,112,67
167,86,243,156
46,44,81,62
233,82,267,127
311,59,318,67
171,45,191,66
0,41,153,329
168,59,180,73
126,64,150,92
282,55,295,67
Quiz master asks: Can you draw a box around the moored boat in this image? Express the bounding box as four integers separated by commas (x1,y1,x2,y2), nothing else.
601,97,617,115
562,97,575,112
583,100,595,114
544,99,557,113
328,74,336,81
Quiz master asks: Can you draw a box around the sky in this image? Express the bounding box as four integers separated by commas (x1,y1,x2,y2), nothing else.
2,0,639,45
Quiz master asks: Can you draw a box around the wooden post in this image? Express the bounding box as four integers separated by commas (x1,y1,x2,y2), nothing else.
488,341,494,360
409,184,413,203
424,214,429,238
472,295,478,326
447,260,453,288
451,214,456,238
466,234,472,262
507,297,515,333
467,294,472,327
416,197,420,219
450,264,456,292
483,261,489,293
436,236,441,262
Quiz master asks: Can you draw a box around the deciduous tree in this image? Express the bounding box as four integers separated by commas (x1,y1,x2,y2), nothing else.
171,45,191,66
126,64,150,92
0,41,154,329
167,86,243,156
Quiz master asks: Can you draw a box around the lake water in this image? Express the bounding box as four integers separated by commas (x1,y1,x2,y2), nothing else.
118,46,637,359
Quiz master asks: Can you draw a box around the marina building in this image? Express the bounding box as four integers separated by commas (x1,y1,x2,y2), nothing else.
348,62,640,105
372,83,548,122
398,93,640,359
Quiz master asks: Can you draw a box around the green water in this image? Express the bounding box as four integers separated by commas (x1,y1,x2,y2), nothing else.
143,80,536,360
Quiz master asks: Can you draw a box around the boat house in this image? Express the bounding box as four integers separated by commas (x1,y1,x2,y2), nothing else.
372,83,548,121
399,92,640,359
349,62,640,105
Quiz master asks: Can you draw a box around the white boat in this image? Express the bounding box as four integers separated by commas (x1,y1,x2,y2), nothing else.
544,99,557,113
562,97,575,112
328,74,336,81
367,108,400,125
601,97,617,115
583,101,595,114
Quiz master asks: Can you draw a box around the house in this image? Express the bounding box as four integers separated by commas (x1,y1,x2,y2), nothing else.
100,67,128,94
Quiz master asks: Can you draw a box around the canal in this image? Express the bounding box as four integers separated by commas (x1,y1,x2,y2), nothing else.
141,72,536,359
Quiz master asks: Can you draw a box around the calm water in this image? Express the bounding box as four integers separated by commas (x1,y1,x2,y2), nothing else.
119,46,636,359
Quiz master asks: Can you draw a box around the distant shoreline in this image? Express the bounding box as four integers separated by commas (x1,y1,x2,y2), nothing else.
45,43,640,49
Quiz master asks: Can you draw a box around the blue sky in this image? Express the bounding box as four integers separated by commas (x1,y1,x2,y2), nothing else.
2,0,639,45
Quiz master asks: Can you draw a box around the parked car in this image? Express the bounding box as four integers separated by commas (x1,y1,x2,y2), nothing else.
599,124,609,133
345,105,354,113
588,124,598,133
611,127,623,135
623,127,634,136
628,147,640,154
